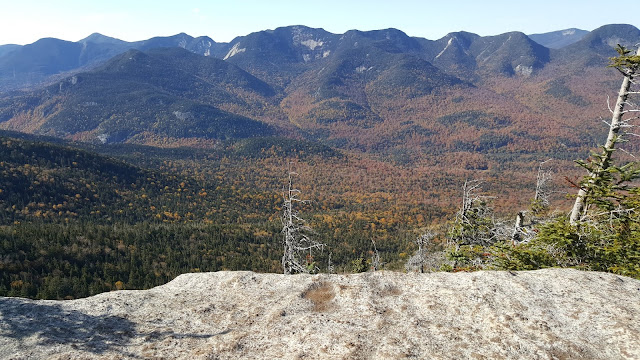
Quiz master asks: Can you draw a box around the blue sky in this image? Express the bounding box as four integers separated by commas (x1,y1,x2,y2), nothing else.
0,0,634,45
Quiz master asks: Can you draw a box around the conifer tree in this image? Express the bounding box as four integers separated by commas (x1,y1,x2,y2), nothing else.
570,45,640,225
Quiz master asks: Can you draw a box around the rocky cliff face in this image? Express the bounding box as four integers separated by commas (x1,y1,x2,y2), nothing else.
1,269,639,359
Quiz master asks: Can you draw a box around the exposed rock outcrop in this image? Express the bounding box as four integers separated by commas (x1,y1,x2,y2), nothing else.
1,269,639,359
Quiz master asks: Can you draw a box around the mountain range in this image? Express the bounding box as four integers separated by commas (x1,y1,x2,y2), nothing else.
0,24,638,151
0,25,620,92
0,24,639,225
0,24,629,88
0,33,220,91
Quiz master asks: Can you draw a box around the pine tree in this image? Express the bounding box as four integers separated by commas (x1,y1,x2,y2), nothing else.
570,45,640,225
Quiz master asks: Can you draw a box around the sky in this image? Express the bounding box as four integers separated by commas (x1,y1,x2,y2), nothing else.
0,0,635,45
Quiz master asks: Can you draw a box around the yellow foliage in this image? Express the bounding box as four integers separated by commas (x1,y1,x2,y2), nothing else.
114,281,124,290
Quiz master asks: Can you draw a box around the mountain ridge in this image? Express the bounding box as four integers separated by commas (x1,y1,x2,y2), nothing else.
528,28,589,49
553,24,640,66
0,47,278,143
0,24,635,92
0,32,219,91
1,24,638,154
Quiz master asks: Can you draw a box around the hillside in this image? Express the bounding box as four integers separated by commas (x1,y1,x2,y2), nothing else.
1,269,639,359
1,132,412,300
2,24,637,152
1,25,638,150
0,133,250,223
0,48,278,143
0,132,331,226
553,24,640,66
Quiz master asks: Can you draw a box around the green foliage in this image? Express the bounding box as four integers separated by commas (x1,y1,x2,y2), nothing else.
491,217,587,270
444,181,502,270
350,258,367,273
302,99,381,127
447,202,495,247
544,78,589,106
492,159,640,279
609,45,640,72
445,244,487,271
0,222,283,299
530,198,548,217
493,210,640,279
490,240,555,271
575,150,640,212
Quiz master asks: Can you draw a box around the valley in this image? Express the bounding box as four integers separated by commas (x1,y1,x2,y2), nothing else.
1,23,639,298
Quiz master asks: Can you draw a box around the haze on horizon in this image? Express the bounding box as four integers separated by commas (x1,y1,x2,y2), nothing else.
0,0,633,46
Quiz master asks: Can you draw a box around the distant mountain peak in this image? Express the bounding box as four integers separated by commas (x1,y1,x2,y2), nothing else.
79,33,126,45
583,24,640,47
553,24,640,67
81,32,104,40
443,31,480,39
528,28,588,49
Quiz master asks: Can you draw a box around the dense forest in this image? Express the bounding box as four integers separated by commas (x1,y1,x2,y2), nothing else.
0,134,424,298
3,97,639,300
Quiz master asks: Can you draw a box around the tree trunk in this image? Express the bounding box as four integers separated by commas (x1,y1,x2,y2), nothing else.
569,50,638,225
511,211,524,243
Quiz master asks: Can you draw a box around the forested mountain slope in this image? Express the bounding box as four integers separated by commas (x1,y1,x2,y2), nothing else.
1,24,638,154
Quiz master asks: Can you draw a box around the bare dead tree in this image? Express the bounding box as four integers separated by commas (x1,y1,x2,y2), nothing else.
448,180,501,247
570,45,640,225
370,239,383,271
405,231,437,273
511,211,525,244
326,252,335,274
533,160,553,214
512,161,554,243
281,168,325,274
